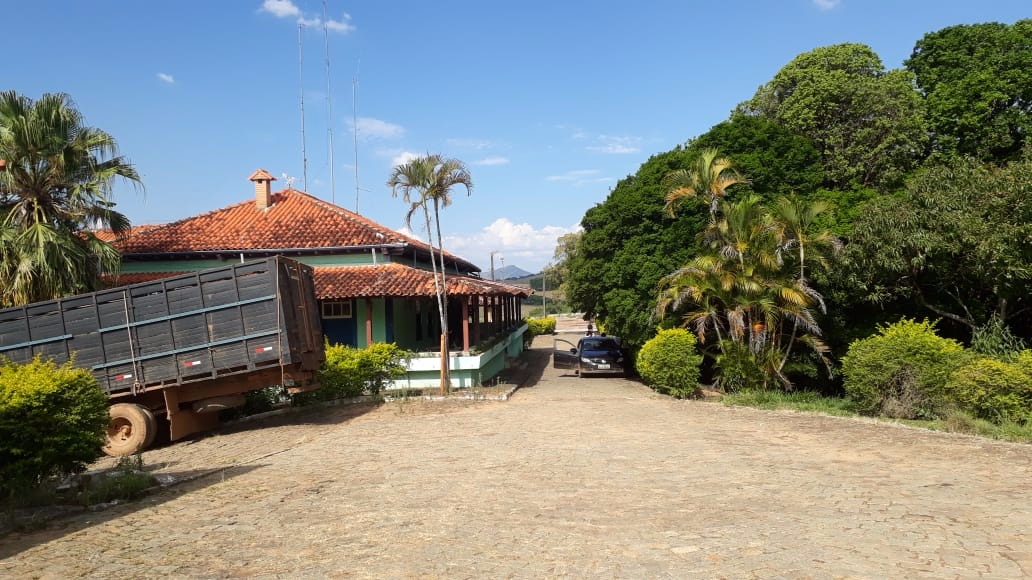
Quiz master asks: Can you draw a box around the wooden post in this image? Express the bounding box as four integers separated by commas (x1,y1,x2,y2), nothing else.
365,298,373,346
462,296,470,353
473,296,481,345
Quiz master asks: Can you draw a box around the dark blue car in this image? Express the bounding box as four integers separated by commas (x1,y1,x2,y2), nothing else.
553,336,627,376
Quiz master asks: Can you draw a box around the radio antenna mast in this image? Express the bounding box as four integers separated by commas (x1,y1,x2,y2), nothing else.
298,23,309,192
322,0,336,204
353,65,360,213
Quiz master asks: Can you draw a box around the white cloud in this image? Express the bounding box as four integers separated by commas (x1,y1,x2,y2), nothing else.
444,218,580,272
813,0,841,9
587,135,641,154
156,72,175,84
397,226,425,242
474,156,510,166
261,0,299,18
261,1,354,33
391,151,420,167
351,117,405,140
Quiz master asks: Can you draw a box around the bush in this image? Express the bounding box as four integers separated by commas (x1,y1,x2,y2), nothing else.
523,316,557,347
713,340,767,392
305,342,410,402
636,328,703,398
0,357,109,500
947,356,1032,422
841,319,967,419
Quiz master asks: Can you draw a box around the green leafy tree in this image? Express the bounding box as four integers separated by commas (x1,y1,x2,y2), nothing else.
906,19,1032,163
0,91,141,306
843,155,1032,333
738,43,928,189
387,154,472,393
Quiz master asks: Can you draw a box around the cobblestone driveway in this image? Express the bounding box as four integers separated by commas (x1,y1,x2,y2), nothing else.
2,335,1031,578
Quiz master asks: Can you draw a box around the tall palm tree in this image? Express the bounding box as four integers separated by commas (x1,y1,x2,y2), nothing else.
387,154,472,394
769,195,841,371
662,148,747,218
0,91,140,306
658,195,830,389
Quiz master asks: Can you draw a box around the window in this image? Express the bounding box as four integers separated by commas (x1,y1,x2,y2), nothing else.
321,300,353,319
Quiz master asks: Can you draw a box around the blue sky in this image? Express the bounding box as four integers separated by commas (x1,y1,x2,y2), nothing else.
5,1,1029,273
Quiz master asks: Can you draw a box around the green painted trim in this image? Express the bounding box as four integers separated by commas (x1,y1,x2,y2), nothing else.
118,260,225,273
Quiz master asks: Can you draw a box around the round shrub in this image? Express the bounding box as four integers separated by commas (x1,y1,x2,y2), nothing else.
0,356,109,499
947,356,1032,421
841,319,967,419
636,328,703,398
314,342,409,401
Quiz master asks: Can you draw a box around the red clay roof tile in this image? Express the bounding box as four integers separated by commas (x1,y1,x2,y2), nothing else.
105,263,529,299
113,188,478,272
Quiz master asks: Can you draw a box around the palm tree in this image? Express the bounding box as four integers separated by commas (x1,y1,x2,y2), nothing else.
0,91,141,306
658,195,831,389
387,154,472,394
769,195,841,372
662,148,747,218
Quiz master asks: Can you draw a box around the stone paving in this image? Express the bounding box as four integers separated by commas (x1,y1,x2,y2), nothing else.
2,334,1032,578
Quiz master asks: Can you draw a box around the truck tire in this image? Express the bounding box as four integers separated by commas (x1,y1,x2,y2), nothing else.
103,403,157,456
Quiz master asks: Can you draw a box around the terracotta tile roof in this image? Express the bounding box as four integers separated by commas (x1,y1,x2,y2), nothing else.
315,264,531,299
113,188,478,272
248,168,276,181
93,224,163,243
103,263,530,299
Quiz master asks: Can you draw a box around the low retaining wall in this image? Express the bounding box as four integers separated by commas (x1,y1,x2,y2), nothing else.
389,324,527,390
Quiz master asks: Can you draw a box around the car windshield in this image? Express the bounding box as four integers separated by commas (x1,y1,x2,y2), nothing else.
582,338,620,351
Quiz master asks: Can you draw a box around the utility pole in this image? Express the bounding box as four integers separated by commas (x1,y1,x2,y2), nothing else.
490,251,499,280
542,265,547,316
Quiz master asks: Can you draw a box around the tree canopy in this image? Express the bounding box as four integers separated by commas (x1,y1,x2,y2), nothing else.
906,19,1032,163
842,154,1032,331
738,43,927,190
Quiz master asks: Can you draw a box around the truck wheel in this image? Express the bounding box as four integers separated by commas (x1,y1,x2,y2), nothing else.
103,403,157,456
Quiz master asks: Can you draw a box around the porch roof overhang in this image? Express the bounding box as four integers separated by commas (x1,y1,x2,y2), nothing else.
315,264,531,299
106,263,532,300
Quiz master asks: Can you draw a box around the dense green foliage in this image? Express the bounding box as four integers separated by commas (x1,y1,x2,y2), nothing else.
302,342,410,401
843,155,1032,331
738,43,928,189
636,328,703,398
947,355,1032,421
0,91,141,306
906,20,1032,162
523,316,557,347
840,319,968,419
560,20,1032,397
0,357,109,499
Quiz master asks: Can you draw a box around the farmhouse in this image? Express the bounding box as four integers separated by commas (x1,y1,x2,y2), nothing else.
105,169,530,389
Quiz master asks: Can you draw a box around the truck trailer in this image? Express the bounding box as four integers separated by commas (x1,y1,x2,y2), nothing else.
0,256,324,455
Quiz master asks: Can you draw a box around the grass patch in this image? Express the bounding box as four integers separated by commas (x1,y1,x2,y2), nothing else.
722,390,854,416
722,390,1032,443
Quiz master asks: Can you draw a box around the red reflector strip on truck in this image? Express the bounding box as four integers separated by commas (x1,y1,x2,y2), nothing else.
114,373,133,380
254,346,274,353
183,360,202,367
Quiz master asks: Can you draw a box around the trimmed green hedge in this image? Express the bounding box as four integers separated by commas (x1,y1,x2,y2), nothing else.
841,319,968,419
0,357,109,499
636,328,703,398
298,342,409,402
947,353,1032,421
523,316,557,347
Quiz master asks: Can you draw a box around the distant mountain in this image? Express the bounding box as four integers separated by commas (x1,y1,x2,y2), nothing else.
493,265,533,280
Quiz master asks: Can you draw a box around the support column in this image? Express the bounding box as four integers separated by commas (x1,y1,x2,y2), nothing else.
473,296,481,345
365,298,374,346
462,296,470,353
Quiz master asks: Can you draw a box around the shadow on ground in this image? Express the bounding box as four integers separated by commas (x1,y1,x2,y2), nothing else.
0,463,264,558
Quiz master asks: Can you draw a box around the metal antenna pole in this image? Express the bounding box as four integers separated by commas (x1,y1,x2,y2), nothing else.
323,0,336,204
298,23,309,192
353,72,360,212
